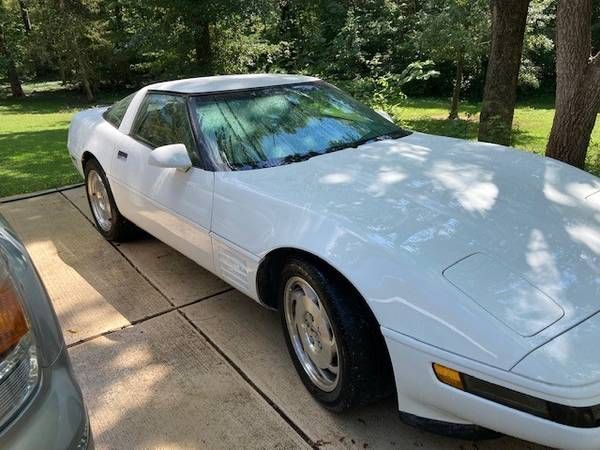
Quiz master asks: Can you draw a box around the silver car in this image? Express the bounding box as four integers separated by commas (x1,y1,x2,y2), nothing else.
0,214,92,449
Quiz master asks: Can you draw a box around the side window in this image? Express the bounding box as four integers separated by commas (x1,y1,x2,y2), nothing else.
103,93,135,128
131,93,199,165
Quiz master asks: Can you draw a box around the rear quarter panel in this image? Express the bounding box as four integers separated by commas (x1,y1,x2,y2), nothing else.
67,107,115,177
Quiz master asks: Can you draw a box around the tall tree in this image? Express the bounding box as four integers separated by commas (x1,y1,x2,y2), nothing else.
0,0,24,97
415,0,489,120
545,0,600,169
18,0,31,32
34,0,104,101
192,17,212,74
148,0,258,75
478,0,530,145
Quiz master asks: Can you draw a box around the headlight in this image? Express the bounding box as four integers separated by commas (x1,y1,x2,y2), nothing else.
0,259,39,427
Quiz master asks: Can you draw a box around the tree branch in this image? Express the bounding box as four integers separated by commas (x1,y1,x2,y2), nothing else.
591,50,600,67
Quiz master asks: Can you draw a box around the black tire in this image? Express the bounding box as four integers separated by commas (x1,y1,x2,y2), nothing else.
278,257,394,411
84,158,136,241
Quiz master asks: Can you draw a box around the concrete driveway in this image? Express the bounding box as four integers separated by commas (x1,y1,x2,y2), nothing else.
0,186,546,449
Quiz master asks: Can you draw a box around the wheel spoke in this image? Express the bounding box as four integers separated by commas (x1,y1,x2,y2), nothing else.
327,363,339,375
302,293,320,319
283,276,341,392
87,170,113,232
315,332,336,369
292,290,306,327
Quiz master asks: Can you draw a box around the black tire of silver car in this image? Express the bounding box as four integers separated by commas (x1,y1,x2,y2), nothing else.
279,257,394,411
84,158,135,241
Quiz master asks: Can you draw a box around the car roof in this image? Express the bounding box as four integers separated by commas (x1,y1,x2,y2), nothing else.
147,74,320,94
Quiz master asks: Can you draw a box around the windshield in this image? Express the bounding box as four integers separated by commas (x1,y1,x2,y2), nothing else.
191,81,410,170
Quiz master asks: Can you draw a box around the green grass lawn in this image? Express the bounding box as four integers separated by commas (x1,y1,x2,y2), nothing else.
389,96,600,177
0,82,121,198
1,82,599,197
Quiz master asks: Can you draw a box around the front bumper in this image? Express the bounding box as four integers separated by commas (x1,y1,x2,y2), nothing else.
0,348,92,450
384,327,600,449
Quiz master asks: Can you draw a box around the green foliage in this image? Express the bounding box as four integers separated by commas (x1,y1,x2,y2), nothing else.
211,16,281,74
519,0,555,90
0,0,587,103
323,0,409,77
340,61,439,108
0,0,27,74
414,0,490,65
411,0,488,117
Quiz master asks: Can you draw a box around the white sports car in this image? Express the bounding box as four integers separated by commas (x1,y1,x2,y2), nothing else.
68,74,600,448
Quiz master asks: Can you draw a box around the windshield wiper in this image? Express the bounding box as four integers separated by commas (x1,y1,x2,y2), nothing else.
279,151,322,165
326,130,410,154
277,130,410,166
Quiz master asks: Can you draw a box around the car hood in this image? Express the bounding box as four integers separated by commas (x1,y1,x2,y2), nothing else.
227,132,600,344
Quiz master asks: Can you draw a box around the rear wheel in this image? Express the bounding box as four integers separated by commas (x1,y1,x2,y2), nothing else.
279,258,393,411
84,158,135,241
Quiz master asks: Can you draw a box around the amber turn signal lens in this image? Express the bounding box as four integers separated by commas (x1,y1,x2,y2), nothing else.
0,277,29,355
433,363,464,390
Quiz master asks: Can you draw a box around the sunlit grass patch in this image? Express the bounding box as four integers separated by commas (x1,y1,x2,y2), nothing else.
0,84,122,197
387,97,600,176
0,83,598,198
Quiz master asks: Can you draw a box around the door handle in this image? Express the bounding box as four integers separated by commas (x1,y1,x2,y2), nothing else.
117,150,128,160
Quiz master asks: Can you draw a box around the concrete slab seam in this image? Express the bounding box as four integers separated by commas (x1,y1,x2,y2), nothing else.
59,190,317,448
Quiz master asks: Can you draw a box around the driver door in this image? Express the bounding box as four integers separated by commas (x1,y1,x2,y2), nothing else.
111,92,214,270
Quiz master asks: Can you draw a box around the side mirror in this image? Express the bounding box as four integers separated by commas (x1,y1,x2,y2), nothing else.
148,144,192,172
376,110,394,123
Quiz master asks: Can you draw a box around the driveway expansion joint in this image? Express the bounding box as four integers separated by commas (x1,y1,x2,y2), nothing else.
65,287,235,349
60,188,316,448
0,183,84,204
177,307,319,449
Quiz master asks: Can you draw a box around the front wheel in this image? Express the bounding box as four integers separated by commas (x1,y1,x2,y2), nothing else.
279,258,393,411
84,158,135,241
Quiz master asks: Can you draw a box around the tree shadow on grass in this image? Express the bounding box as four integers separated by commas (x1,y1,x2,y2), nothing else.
398,98,481,116
584,140,600,177
510,126,547,151
400,115,543,146
399,115,600,178
0,128,81,197
399,116,479,141
0,88,124,115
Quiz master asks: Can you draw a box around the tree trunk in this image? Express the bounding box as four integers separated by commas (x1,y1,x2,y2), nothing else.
78,56,95,102
279,0,292,36
449,53,464,120
18,0,31,33
546,0,600,169
6,62,24,98
478,0,530,145
74,39,95,102
194,20,212,74
113,1,123,33
0,25,24,98
58,59,67,86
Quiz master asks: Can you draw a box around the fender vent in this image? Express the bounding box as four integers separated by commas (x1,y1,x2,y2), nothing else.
216,247,250,292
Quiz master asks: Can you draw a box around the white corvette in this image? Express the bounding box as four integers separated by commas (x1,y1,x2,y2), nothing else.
68,74,600,448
